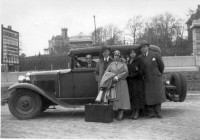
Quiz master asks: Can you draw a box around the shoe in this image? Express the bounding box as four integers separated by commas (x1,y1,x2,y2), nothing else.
156,113,162,119
133,110,139,120
130,111,135,119
117,110,124,121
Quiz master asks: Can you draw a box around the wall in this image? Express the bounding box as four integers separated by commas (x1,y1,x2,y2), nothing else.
163,56,196,67
1,72,27,84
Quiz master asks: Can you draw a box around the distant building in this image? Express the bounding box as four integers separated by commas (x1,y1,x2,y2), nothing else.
45,28,69,55
45,29,93,55
69,32,93,48
186,5,200,48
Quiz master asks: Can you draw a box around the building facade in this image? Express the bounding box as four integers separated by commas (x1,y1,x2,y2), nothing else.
45,29,93,55
186,5,200,48
45,28,69,55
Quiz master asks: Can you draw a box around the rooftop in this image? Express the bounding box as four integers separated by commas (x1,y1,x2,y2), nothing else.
69,32,93,43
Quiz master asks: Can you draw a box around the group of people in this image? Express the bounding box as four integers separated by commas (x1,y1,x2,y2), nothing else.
94,40,166,121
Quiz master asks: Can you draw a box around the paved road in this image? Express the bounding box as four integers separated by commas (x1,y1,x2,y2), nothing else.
1,91,200,139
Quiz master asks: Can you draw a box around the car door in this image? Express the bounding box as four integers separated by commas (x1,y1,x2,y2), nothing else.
72,68,98,98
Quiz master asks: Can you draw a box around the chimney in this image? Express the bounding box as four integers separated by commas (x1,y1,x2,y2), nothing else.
198,5,200,10
8,25,12,30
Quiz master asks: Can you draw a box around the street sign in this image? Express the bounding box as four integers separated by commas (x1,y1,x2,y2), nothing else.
1,25,19,64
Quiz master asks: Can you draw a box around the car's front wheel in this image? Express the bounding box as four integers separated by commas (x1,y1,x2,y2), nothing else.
8,89,42,120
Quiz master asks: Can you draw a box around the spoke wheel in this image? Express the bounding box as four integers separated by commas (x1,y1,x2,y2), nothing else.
169,73,182,102
8,89,42,120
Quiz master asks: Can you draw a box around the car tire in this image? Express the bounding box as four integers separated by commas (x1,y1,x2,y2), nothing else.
170,73,182,102
179,73,187,102
8,89,42,120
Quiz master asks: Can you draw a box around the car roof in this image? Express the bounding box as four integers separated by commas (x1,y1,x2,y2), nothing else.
68,44,161,56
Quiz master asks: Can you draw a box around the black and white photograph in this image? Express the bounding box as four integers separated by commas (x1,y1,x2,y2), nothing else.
1,0,200,139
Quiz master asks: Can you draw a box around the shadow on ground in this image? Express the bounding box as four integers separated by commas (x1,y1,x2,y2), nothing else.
34,106,185,120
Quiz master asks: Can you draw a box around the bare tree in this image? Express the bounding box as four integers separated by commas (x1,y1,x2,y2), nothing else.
92,27,104,45
126,15,143,44
138,12,188,55
104,24,123,45
174,18,187,48
92,24,123,45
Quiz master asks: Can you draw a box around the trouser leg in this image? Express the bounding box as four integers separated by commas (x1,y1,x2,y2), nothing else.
153,103,162,118
147,105,156,118
153,103,161,114
117,109,124,121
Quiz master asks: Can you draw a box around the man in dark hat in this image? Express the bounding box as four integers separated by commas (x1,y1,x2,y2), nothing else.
94,45,113,88
138,40,166,119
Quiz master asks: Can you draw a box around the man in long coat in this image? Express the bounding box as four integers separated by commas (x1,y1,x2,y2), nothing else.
94,46,113,87
138,40,166,118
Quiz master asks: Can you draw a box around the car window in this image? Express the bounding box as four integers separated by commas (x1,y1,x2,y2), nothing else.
74,54,99,69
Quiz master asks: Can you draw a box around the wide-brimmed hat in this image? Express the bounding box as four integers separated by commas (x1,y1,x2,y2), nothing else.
113,50,121,56
139,40,150,49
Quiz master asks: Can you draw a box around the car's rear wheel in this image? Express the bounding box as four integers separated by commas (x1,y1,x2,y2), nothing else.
179,73,187,102
169,73,182,102
8,89,42,120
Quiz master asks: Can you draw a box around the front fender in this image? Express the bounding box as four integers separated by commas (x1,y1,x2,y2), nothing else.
8,83,74,108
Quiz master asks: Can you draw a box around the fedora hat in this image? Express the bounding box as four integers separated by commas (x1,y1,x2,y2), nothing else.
139,40,150,49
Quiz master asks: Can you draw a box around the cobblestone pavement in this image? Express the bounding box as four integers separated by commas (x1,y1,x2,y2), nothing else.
1,91,200,139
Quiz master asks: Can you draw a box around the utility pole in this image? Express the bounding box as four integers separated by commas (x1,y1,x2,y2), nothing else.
93,15,97,45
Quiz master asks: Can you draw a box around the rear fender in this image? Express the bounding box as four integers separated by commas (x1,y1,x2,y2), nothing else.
8,83,74,108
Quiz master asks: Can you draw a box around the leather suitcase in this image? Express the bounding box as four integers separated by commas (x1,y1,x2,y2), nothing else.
85,104,113,123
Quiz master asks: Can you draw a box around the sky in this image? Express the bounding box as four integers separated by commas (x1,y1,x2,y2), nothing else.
1,0,200,56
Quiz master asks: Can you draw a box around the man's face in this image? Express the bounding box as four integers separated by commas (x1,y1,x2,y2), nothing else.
140,45,149,54
86,55,92,64
102,50,110,58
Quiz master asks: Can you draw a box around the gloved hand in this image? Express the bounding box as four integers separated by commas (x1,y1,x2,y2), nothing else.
113,76,118,82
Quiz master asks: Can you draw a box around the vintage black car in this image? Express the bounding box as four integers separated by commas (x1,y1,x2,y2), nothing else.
7,44,187,119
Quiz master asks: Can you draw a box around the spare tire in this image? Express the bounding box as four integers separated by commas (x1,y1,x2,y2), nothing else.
149,45,161,54
179,73,187,102
170,73,182,102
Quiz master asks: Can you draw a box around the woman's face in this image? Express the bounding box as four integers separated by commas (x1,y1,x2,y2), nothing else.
114,54,120,61
130,51,136,59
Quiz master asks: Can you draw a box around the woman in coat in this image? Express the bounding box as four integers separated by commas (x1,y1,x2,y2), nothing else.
105,50,131,120
127,50,146,119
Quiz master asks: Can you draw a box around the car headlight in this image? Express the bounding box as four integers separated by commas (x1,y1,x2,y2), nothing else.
25,76,30,81
18,76,26,83
18,74,31,83
166,81,170,85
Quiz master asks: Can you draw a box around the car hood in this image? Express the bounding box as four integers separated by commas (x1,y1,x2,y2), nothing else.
30,69,71,76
